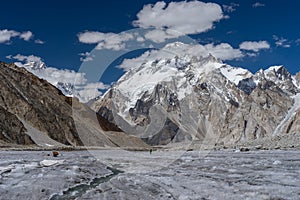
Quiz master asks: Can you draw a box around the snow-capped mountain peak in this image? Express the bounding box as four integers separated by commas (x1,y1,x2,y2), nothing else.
219,65,253,85
264,65,283,73
250,65,299,94
96,47,300,146
264,65,292,82
23,60,47,70
116,54,226,109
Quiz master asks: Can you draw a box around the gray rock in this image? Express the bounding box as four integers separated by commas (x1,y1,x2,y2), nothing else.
0,105,34,145
93,55,299,147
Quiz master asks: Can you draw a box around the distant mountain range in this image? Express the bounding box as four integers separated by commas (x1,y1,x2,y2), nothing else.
1,42,300,148
93,42,300,146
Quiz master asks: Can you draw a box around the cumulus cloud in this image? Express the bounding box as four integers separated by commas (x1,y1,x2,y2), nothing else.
19,31,33,41
133,1,224,40
144,29,183,43
7,54,108,102
29,66,87,85
205,43,243,60
246,52,257,57
252,2,265,7
78,31,134,50
0,29,35,43
77,1,226,47
273,35,291,48
79,52,94,62
118,39,274,71
8,54,42,63
119,42,243,71
76,82,109,102
136,36,145,42
8,54,85,84
34,39,45,44
239,41,270,52
222,3,239,13
0,29,20,43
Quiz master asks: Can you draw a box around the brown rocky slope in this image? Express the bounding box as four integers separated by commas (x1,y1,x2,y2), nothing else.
0,62,148,148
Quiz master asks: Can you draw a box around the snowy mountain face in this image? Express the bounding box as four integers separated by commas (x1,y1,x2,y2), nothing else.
115,54,224,110
94,42,300,146
254,66,299,95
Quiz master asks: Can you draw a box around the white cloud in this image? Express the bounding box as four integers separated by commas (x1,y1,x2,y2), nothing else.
5,55,12,59
246,52,257,57
78,31,105,44
9,54,42,63
239,41,270,52
34,39,45,44
252,2,265,7
33,67,87,85
205,43,243,60
144,29,182,43
133,1,224,38
296,38,300,45
273,35,291,48
136,36,145,42
19,31,33,41
77,1,226,47
119,39,276,71
78,31,134,50
76,82,109,102
0,29,35,43
0,29,20,43
222,3,239,13
11,56,86,85
226,30,235,35
8,54,108,102
119,42,243,71
79,52,94,62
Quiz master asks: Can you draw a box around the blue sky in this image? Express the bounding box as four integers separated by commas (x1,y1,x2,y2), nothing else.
1,0,300,86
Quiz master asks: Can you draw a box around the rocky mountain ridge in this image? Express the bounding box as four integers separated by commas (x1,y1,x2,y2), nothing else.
94,42,300,146
0,61,148,148
0,62,82,146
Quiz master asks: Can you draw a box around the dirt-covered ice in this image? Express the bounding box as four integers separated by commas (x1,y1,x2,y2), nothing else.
0,150,299,200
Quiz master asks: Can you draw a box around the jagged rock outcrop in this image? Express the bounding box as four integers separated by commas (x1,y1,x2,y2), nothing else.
93,43,300,146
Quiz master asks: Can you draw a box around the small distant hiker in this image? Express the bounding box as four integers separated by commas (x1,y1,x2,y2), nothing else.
149,149,153,154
